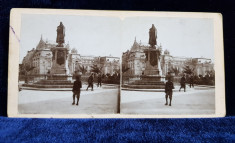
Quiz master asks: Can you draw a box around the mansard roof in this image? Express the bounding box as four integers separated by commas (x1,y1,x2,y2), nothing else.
130,38,141,52
36,36,46,50
36,36,56,50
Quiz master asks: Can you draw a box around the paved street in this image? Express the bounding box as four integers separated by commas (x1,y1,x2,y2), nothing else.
18,87,119,114
121,88,215,115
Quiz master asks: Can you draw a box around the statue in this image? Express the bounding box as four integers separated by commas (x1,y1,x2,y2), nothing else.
56,22,65,47
148,24,157,47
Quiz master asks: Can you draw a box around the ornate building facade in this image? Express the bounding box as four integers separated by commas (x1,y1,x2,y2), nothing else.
122,38,214,77
22,37,120,75
68,52,120,75
22,36,57,75
99,56,120,75
122,39,148,75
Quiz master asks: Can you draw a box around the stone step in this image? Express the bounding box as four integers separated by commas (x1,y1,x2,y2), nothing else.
34,82,73,85
37,80,72,84
39,79,72,82
37,80,72,83
122,84,165,89
133,81,165,85
134,80,164,83
23,84,73,88
132,82,165,85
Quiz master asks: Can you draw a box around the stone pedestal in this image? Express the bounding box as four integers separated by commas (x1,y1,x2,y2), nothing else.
143,47,162,76
49,46,70,80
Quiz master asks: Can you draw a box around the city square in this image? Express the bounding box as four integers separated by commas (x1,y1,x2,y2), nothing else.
19,85,119,114
121,85,215,115
121,21,215,115
18,17,121,115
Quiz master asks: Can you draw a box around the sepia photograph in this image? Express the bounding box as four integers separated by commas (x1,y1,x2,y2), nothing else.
17,14,121,114
121,17,218,115
8,9,225,118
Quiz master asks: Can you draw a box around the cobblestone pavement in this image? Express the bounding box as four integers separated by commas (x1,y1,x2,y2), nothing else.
121,88,215,115
18,88,119,114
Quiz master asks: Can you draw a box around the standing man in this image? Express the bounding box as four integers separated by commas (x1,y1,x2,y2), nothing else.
189,74,194,88
86,73,94,91
97,73,102,87
179,74,186,92
72,76,82,106
165,78,174,106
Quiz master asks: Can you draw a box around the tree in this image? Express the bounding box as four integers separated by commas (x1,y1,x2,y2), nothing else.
19,64,25,75
19,64,35,84
78,65,87,75
114,67,120,75
91,64,102,74
185,59,198,69
206,70,215,80
182,59,197,75
19,64,35,75
183,65,194,75
169,67,179,76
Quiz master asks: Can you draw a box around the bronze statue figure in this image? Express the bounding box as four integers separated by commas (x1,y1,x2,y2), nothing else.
56,22,65,47
148,24,157,47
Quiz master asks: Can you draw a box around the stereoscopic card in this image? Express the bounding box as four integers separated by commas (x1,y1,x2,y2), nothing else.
8,9,225,118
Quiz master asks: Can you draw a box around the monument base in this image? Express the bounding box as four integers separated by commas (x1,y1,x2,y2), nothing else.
22,75,73,88
47,74,72,81
144,61,160,75
122,75,165,89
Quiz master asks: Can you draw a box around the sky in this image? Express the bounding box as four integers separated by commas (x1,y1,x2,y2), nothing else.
20,14,122,63
121,17,214,60
20,14,214,63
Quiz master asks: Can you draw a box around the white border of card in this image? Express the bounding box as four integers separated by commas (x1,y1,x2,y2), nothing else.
8,8,225,118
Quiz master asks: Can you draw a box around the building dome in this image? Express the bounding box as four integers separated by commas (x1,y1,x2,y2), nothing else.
71,48,78,54
164,49,170,55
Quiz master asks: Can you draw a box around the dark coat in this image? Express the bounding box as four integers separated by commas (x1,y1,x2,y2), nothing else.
73,80,82,92
180,77,186,85
165,81,174,93
190,76,194,83
97,75,102,82
88,75,94,84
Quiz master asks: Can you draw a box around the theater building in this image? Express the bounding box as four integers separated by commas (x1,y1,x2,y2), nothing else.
22,37,120,76
122,38,214,77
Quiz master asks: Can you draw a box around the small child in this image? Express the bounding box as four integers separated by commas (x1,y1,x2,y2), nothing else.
72,76,82,106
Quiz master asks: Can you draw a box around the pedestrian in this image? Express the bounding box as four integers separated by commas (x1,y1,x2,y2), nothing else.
165,78,174,106
189,74,194,88
86,73,94,91
179,74,186,92
97,73,102,87
72,76,82,106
